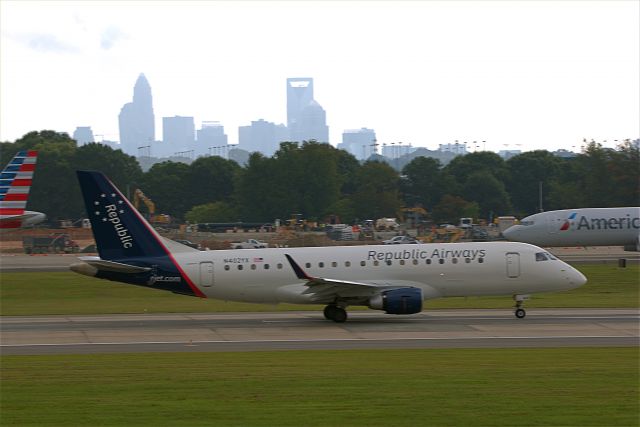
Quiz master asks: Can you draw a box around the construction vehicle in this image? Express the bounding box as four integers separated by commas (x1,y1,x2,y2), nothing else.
375,218,399,231
23,233,79,254
133,189,172,225
286,213,316,231
399,207,428,228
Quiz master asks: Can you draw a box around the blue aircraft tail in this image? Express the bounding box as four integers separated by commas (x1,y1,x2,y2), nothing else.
76,170,167,260
75,171,205,297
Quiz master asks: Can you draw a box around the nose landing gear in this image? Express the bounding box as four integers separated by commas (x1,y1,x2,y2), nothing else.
323,304,348,323
513,294,530,319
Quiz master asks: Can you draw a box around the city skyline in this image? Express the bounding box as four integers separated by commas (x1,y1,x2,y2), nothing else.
1,1,638,153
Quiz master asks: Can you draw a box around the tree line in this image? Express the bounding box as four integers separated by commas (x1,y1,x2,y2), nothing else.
1,130,637,226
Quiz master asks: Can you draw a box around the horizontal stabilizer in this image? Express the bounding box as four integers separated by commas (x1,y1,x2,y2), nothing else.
78,256,152,273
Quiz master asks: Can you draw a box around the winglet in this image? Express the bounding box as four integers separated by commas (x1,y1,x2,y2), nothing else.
285,254,314,281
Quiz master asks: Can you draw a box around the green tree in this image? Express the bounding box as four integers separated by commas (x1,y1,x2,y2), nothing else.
186,155,240,208
351,161,403,219
140,161,191,219
506,150,562,215
546,142,629,209
235,153,282,221
185,201,238,223
445,151,510,185
462,171,512,220
75,143,143,191
235,141,351,222
608,141,640,205
431,195,480,224
401,157,453,209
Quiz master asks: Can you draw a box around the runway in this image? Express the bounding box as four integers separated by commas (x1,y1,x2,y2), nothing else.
2,309,637,355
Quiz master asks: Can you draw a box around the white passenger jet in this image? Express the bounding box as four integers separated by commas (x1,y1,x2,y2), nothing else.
503,207,640,252
71,171,587,321
0,150,46,231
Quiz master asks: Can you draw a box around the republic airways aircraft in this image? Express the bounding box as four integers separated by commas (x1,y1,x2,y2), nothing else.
71,171,587,321
0,151,46,231
503,207,640,251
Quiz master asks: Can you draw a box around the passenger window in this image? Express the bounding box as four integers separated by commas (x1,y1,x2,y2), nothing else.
360,261,366,267
478,258,484,263
452,258,458,264
438,259,445,264
426,259,431,265
251,264,256,270
399,259,405,265
238,265,243,270
277,263,283,269
332,262,337,267
264,264,270,269
374,261,379,266
345,261,351,267
305,262,311,268
465,258,471,263
386,260,392,266
318,262,324,268
224,265,230,271
412,259,418,265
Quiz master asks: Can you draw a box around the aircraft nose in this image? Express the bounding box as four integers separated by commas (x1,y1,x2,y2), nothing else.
564,266,587,289
502,226,517,241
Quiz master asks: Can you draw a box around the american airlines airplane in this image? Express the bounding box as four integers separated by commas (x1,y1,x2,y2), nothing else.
71,171,587,321
0,150,46,231
503,207,640,252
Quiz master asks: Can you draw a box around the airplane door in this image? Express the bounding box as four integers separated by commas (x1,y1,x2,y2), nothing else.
506,253,520,278
199,262,214,287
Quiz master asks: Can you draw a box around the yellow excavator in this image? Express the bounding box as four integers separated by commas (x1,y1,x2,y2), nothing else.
133,189,171,225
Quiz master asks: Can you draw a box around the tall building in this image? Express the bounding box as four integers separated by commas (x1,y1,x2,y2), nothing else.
72,126,94,146
338,128,377,159
163,116,195,156
381,143,415,159
438,142,467,155
286,78,329,143
238,119,288,156
197,121,228,157
118,74,155,156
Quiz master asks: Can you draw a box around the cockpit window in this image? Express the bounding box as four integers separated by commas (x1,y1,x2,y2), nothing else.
546,252,558,260
535,252,549,261
521,220,535,226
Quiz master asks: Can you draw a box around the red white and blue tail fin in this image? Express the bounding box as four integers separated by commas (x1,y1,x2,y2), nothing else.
0,151,41,229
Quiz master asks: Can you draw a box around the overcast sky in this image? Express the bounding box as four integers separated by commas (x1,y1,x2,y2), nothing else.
1,0,638,153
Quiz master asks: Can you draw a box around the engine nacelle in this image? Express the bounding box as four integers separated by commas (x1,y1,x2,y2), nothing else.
369,287,423,315
623,235,640,252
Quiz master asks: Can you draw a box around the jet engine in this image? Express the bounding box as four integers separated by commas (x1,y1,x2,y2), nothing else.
369,287,423,314
623,235,640,252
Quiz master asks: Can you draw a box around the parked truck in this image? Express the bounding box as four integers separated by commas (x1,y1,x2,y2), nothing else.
23,233,80,254
229,239,269,249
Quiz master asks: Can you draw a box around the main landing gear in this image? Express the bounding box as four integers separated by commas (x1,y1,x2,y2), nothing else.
324,304,348,323
513,294,530,319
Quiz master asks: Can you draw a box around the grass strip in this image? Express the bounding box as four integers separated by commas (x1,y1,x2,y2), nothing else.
0,264,638,316
1,348,638,426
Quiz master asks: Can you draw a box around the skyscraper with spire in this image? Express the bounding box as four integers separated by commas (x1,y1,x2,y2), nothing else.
118,74,155,156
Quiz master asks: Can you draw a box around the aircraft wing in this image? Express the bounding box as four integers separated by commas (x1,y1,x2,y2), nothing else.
285,254,401,303
0,211,40,222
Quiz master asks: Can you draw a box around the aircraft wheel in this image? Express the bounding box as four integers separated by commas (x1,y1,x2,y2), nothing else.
323,305,336,320
515,308,526,319
332,307,348,323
